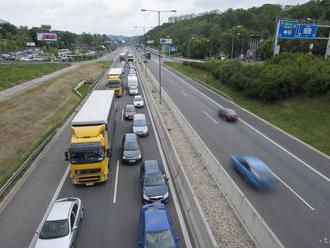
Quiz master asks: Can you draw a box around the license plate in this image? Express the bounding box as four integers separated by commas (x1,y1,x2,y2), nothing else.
130,160,136,162
85,182,94,186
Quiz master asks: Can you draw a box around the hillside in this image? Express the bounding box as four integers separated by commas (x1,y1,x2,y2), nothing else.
145,0,330,59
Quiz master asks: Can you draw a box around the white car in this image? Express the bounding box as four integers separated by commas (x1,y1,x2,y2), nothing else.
34,198,84,248
133,95,144,107
129,86,139,95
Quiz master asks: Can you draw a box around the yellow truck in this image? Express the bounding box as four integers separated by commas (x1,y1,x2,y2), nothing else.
107,67,123,97
65,90,116,185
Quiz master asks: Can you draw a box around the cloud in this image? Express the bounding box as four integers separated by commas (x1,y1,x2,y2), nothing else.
0,0,309,36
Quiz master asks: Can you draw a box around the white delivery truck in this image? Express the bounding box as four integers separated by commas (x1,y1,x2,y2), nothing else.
127,75,138,88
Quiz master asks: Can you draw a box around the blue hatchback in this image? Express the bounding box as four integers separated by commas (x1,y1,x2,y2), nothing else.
138,203,179,248
231,155,277,189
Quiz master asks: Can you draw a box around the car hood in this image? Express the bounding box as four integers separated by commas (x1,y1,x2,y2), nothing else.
144,184,168,197
123,150,140,158
34,235,71,248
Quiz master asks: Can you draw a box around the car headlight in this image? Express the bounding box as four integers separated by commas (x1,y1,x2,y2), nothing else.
163,192,169,199
143,194,150,200
137,154,142,159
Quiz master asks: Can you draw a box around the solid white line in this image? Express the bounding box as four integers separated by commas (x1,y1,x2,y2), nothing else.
203,111,218,124
180,90,188,97
137,64,193,248
270,171,315,211
163,66,330,184
28,165,70,248
121,109,124,121
113,160,120,204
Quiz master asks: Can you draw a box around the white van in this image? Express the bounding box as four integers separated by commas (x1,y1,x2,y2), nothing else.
127,75,138,88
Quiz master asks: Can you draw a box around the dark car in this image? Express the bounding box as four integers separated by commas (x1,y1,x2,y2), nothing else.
138,203,179,248
218,107,238,122
231,155,277,189
124,104,136,120
140,160,169,204
122,133,142,164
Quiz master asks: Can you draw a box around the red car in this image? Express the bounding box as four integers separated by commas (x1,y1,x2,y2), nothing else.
218,108,238,122
124,104,136,120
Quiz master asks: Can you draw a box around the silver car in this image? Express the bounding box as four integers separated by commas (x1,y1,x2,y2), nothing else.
133,95,144,108
34,197,84,248
133,114,149,136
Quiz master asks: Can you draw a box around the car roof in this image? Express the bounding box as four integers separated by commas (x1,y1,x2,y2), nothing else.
47,201,73,221
243,156,268,170
144,160,161,174
144,205,171,232
134,95,142,99
134,114,145,120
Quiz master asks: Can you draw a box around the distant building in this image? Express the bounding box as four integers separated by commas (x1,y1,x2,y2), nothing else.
0,19,10,24
168,9,221,23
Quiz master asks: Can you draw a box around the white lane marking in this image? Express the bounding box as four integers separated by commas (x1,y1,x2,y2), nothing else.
203,111,218,124
180,90,188,97
113,160,120,204
270,171,315,211
137,65,193,248
28,165,70,248
163,66,330,184
121,109,124,121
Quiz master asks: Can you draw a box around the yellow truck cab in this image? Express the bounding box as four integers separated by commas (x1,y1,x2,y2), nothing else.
65,90,116,185
107,67,123,97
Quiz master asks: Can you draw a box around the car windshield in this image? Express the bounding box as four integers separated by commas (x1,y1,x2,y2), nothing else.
124,141,139,150
107,80,121,87
70,142,104,164
39,219,69,239
134,119,146,127
135,96,142,101
144,173,165,186
226,109,237,115
126,106,135,112
130,86,137,90
145,230,175,248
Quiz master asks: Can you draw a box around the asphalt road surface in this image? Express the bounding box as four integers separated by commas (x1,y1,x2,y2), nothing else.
141,49,330,248
0,48,187,248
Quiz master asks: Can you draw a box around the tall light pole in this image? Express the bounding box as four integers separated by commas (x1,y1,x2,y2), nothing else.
231,25,242,59
141,8,176,104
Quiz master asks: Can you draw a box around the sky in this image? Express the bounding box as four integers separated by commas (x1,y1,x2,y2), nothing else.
0,0,309,36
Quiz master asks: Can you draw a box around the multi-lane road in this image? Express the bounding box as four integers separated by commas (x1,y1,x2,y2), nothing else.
141,49,330,248
0,49,189,248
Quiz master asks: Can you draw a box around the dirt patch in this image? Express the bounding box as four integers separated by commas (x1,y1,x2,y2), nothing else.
0,62,109,184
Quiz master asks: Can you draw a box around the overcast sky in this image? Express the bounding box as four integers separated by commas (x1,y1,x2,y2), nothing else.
0,0,309,36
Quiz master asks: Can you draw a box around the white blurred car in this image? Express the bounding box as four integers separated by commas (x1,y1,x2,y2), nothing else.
129,85,139,95
34,198,84,248
133,95,144,108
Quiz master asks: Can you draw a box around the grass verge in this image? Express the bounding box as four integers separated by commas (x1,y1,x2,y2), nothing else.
166,62,330,156
0,62,110,187
0,63,70,91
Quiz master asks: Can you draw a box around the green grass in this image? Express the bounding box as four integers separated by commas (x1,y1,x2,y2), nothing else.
166,62,330,156
0,63,70,90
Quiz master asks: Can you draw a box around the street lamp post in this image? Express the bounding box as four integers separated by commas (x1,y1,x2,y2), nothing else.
141,8,176,104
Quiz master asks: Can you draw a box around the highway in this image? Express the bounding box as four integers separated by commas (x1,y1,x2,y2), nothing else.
141,49,330,248
0,48,188,248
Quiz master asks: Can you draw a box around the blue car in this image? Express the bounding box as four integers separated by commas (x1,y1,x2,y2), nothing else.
138,203,179,248
231,155,277,189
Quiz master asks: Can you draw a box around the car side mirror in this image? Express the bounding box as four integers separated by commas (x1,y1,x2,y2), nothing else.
64,152,69,161
106,148,111,158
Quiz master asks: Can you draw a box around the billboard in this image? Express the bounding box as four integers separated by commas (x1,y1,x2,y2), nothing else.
37,33,58,42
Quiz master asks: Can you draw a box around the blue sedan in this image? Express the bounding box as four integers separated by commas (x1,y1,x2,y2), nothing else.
231,155,277,189
138,203,179,248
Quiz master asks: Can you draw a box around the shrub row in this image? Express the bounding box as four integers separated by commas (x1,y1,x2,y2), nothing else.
189,54,330,102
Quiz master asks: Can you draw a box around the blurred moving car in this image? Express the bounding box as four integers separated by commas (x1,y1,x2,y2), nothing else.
133,114,149,137
124,104,136,120
121,133,142,164
34,197,83,248
218,107,238,122
138,203,179,248
140,160,169,204
231,155,277,189
133,95,144,108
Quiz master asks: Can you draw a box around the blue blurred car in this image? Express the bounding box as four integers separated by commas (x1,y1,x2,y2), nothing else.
138,203,179,248
231,155,277,189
